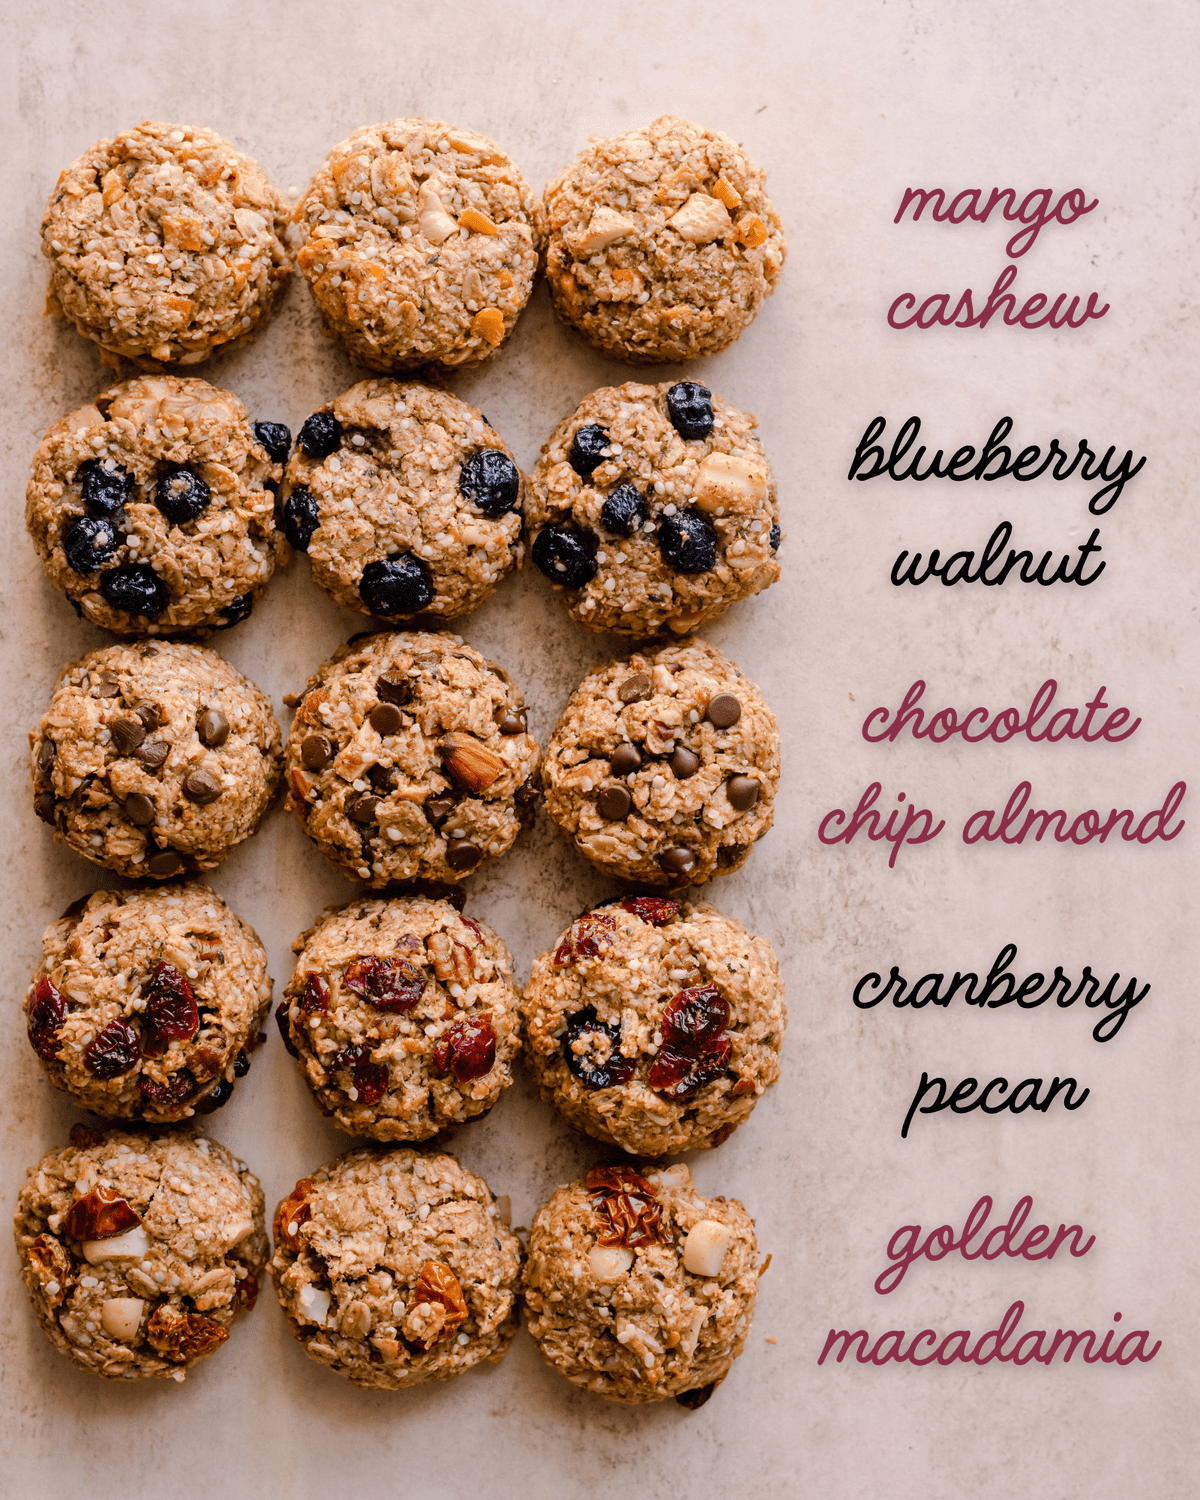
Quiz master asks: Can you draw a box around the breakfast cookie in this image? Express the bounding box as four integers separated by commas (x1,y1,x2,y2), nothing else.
280,380,522,621
15,1125,266,1381
293,119,539,371
539,115,786,362
524,1162,762,1403
31,640,282,880
270,1148,521,1388
42,121,290,368
523,896,784,1156
26,375,289,635
283,631,539,885
526,379,780,637
542,638,778,886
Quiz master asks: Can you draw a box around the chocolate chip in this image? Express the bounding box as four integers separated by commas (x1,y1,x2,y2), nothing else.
349,793,380,823
609,743,642,777
95,671,121,698
670,746,700,780
36,739,56,772
375,672,412,705
146,850,184,877
197,708,230,748
515,775,539,829
123,792,156,826
34,791,56,824
717,843,746,867
134,740,170,770
726,775,760,811
183,770,223,805
618,673,652,704
110,717,146,756
369,703,403,736
134,701,161,730
659,847,696,878
369,764,398,793
445,839,482,871
706,693,741,728
424,796,456,827
494,708,526,735
596,786,632,821
301,734,333,770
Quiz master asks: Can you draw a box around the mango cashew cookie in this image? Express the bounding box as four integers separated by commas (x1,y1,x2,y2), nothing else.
41,121,290,368
526,380,780,638
524,1162,764,1404
283,631,539,885
292,119,539,371
523,896,785,1156
543,638,779,887
15,1125,266,1381
278,895,521,1140
279,380,522,621
539,115,786,363
31,640,283,880
26,375,290,636
270,1148,521,1389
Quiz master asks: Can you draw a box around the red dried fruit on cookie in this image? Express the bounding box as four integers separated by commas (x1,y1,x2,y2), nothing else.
621,896,680,926
460,916,485,945
412,1260,468,1344
300,973,330,1015
333,1042,389,1104
140,962,199,1054
342,955,426,1012
69,1123,106,1150
146,1304,229,1362
27,1235,72,1305
275,1001,300,1058
27,976,67,1062
586,1165,667,1248
139,1070,195,1108
647,984,732,1101
274,1178,316,1253
434,1014,496,1083
235,1270,260,1311
84,1016,140,1078
63,1186,142,1242
553,911,617,966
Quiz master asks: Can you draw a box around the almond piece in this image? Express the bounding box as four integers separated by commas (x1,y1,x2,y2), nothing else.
668,193,730,244
693,451,769,517
417,182,458,244
566,206,637,256
439,733,506,791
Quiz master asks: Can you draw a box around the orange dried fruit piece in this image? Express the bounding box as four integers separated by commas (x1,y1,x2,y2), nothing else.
587,1165,667,1248
27,1235,72,1305
274,1178,316,1253
62,1186,142,1242
735,214,768,248
411,1259,468,1346
146,1304,229,1362
470,307,505,346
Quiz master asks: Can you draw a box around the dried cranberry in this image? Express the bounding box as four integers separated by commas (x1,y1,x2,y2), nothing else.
647,983,732,1100
300,973,330,1015
553,911,617,966
27,976,67,1062
335,1043,389,1104
275,1001,300,1058
621,896,681,926
236,1270,260,1311
563,1007,634,1090
140,1071,196,1108
195,1076,235,1114
586,1165,667,1247
434,1014,496,1083
140,962,199,1054
63,1186,141,1242
342,955,426,1012
84,1017,140,1078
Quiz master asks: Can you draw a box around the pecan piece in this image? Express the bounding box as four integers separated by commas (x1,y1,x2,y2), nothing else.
274,1178,316,1253
408,1260,468,1347
63,1186,142,1243
587,1165,667,1248
27,1234,72,1305
438,732,505,793
426,929,475,986
146,1304,229,1362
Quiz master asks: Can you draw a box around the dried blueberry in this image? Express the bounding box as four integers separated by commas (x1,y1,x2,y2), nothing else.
601,483,648,536
459,449,520,517
562,1006,634,1090
769,522,781,553
99,563,168,618
531,524,598,589
155,465,211,526
253,420,292,465
233,1047,251,1077
75,459,133,517
360,553,434,616
569,424,609,477
658,510,718,574
281,486,320,550
666,381,714,440
219,592,253,627
63,515,119,574
298,411,342,458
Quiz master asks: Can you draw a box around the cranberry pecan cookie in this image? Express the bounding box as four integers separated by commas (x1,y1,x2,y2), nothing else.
270,1148,521,1389
15,1125,266,1380
524,1162,763,1403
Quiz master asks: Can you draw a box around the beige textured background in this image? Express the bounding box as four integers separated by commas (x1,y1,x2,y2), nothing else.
3,2,1197,1496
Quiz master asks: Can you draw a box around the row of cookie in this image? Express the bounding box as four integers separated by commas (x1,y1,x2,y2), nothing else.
43,116,786,372
28,374,780,641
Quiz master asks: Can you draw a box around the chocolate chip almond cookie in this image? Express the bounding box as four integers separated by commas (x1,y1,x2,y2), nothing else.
15,1125,266,1380
280,381,522,621
293,119,539,371
31,640,282,879
523,896,785,1156
526,380,780,638
42,121,290,368
270,1148,521,1388
524,1162,762,1403
26,375,289,635
540,115,786,363
543,638,778,886
284,631,539,886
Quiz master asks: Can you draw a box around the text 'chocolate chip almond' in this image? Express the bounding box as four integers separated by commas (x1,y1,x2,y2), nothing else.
439,733,505,793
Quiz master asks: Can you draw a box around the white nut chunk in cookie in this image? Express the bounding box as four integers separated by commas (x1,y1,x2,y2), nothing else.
14,1125,266,1381
526,381,780,638
293,119,540,372
542,638,779,888
41,121,290,368
523,895,785,1156
278,895,522,1141
24,882,272,1122
283,631,539,886
539,115,786,363
30,640,282,880
280,381,523,622
269,1148,521,1389
524,1163,763,1404
26,376,289,636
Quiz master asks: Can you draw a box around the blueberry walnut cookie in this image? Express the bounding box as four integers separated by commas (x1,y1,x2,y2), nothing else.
42,121,290,368
523,896,785,1155
539,115,786,363
15,1125,266,1381
524,1163,762,1403
31,641,283,880
270,1148,521,1389
293,119,539,372
543,638,779,887
284,631,539,885
526,380,780,638
278,895,521,1140
26,376,289,635
280,380,522,621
